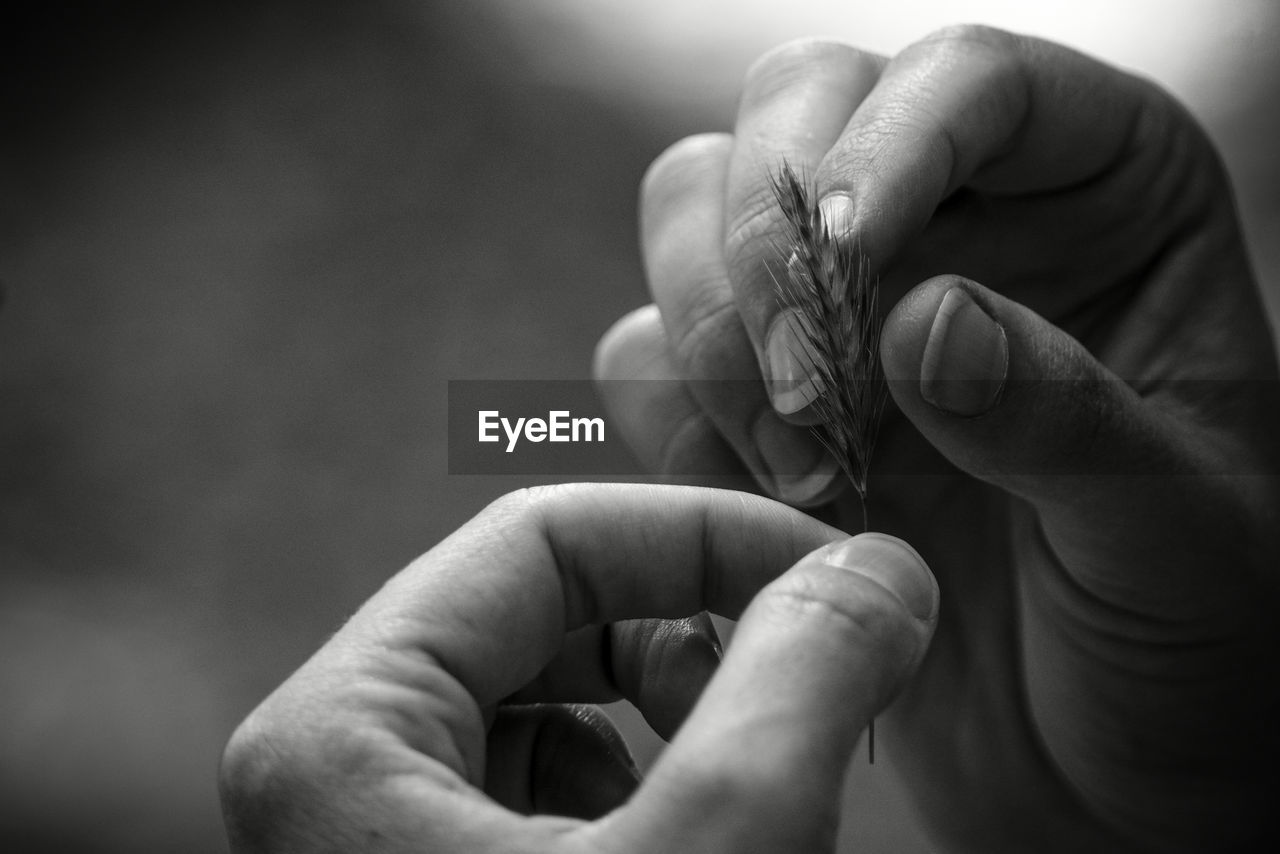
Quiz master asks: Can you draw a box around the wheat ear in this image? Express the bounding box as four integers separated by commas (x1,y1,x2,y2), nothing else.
768,163,886,529
769,162,888,763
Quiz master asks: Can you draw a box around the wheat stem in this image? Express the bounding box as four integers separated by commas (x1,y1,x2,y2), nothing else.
769,161,887,765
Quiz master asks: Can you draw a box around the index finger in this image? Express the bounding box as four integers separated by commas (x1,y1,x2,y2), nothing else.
723,40,886,417
337,484,844,776
814,25,1186,266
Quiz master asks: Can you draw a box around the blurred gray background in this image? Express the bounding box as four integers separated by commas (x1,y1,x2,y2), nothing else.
1,1,1277,851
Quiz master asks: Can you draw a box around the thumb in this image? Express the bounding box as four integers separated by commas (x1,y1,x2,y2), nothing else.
879,276,1224,568
591,533,937,854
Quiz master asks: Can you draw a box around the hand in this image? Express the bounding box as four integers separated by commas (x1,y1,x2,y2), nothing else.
218,484,938,852
595,28,1280,852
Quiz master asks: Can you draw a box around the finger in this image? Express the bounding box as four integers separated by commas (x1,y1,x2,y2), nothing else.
331,485,848,783
813,26,1187,267
593,304,757,489
881,275,1242,607
640,133,842,505
505,614,722,740
882,275,1278,848
722,40,885,418
485,704,640,820
594,533,937,853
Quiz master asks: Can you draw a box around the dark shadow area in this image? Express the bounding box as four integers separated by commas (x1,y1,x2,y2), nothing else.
0,2,694,850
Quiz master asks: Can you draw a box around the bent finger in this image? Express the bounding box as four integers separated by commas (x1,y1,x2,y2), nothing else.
722,40,885,419
506,614,721,740
593,304,757,489
591,533,937,853
814,26,1195,267
641,133,839,504
485,704,640,820
328,485,848,783
881,274,1245,613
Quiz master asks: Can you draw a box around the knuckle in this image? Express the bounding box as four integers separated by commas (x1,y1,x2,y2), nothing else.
723,184,783,268
593,304,663,382
741,38,860,111
490,484,575,518
482,485,581,532
219,713,301,846
668,292,748,379
722,190,794,314
1127,78,1228,207
482,486,539,520
219,722,261,805
220,709,399,849
909,24,1026,101
619,617,685,688
641,133,732,213
918,22,1019,58
909,24,1028,99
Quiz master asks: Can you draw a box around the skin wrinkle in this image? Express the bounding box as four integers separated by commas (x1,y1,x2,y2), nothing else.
664,297,747,382
345,643,483,785
975,41,1034,181
959,504,1113,853
846,29,1026,194
930,34,1032,189
526,487,598,633
639,136,733,266
891,28,1144,201
216,12,1280,840
1006,594,1116,852
1019,512,1261,841
724,187,802,292
764,572,917,691
1101,220,1230,389
738,39,866,118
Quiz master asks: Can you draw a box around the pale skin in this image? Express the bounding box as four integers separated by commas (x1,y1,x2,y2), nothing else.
596,26,1280,853
220,26,1280,854
218,485,938,852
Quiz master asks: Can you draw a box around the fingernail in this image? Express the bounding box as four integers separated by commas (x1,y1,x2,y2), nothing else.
818,193,855,241
772,454,842,505
693,611,724,658
754,413,841,505
823,533,937,622
765,308,824,415
920,287,1008,416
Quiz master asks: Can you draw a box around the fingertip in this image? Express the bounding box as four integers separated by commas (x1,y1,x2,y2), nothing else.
614,614,723,741
882,275,1013,415
816,192,855,243
641,133,734,216
613,523,933,851
764,308,826,419
751,411,844,506
919,286,1009,416
880,274,971,383
487,704,641,820
593,304,665,383
816,532,938,624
